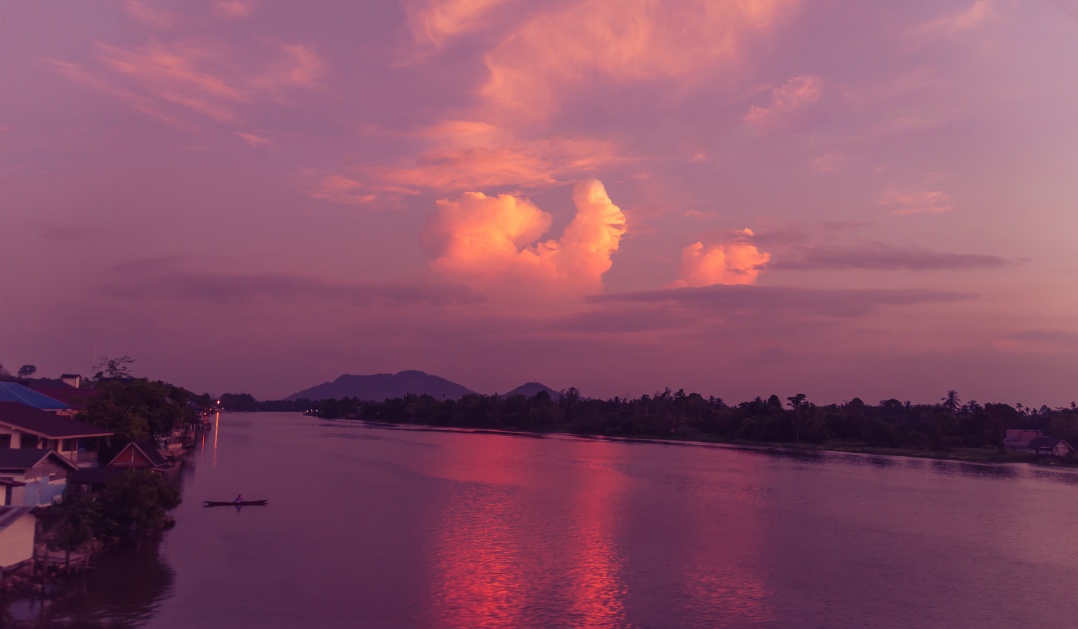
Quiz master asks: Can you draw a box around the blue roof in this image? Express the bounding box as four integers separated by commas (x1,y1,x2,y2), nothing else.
0,382,71,410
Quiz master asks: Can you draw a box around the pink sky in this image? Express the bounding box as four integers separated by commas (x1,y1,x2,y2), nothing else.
2,0,1076,405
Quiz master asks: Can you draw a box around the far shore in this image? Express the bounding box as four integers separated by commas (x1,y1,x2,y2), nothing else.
321,416,1078,470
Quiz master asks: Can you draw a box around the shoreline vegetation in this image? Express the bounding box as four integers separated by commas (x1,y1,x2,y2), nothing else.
222,389,1078,468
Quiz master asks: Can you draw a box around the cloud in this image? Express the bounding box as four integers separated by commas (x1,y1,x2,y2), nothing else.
671,229,771,288
917,0,994,37
216,0,256,19
378,121,620,192
879,187,955,215
744,75,823,132
100,262,484,307
480,0,798,120
235,131,273,148
1007,330,1078,348
771,243,1009,271
125,0,178,29
407,0,513,46
51,39,325,127
422,179,627,296
591,285,977,319
311,121,621,205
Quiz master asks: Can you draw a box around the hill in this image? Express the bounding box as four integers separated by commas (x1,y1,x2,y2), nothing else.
286,370,475,402
501,382,562,400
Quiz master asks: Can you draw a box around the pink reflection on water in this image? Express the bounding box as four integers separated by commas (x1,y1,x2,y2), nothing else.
423,435,632,628
563,440,629,628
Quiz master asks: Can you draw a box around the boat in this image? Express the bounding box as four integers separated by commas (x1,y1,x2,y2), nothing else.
203,499,268,507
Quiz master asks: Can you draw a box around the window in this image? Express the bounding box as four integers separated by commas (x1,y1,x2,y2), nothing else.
0,434,10,448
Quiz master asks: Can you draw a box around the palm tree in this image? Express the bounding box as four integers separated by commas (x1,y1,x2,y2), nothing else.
941,390,960,414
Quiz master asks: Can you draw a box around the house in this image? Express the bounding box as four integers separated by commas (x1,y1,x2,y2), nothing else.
0,506,36,572
107,440,171,471
0,448,78,506
1026,437,1073,457
1004,429,1044,451
60,374,82,388
0,402,112,466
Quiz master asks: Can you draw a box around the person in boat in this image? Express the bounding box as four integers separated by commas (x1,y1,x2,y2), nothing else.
234,494,243,503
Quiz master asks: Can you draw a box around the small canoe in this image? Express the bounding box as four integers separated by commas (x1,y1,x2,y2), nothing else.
203,499,268,507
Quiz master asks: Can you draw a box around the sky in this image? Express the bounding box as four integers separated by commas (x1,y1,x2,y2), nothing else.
1,0,1076,405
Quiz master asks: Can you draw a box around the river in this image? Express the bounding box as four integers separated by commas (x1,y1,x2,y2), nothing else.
7,412,1078,627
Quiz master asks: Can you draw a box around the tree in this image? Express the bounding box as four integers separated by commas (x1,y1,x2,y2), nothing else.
788,393,808,442
99,470,182,536
17,364,37,377
94,355,135,380
941,390,960,414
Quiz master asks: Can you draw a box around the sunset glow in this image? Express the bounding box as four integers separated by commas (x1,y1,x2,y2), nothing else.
2,0,1076,404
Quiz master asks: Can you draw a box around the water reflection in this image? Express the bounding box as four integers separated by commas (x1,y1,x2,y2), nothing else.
563,442,627,628
7,542,174,628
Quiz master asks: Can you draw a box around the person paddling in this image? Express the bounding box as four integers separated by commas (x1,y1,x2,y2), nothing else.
234,493,243,504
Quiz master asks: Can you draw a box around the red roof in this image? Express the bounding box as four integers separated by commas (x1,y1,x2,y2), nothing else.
24,380,101,410
0,401,113,439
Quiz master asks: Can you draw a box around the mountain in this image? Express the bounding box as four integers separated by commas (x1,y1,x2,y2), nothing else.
286,370,476,402
501,382,562,400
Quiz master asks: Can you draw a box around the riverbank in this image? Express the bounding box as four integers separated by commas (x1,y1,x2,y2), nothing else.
352,418,1078,469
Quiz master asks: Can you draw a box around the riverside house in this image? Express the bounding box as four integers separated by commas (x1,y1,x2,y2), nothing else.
0,401,113,466
0,448,79,506
1026,437,1073,458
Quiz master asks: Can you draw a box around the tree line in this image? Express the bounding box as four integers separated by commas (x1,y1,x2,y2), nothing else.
220,388,1078,457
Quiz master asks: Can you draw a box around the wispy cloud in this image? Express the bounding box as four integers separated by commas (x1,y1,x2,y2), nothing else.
879,186,955,215
50,38,325,129
479,0,799,121
744,74,823,133
101,262,485,307
916,0,994,37
591,285,976,318
406,0,514,46
772,242,1009,271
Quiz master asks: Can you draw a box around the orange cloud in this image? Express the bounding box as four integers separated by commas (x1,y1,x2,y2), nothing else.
744,74,822,132
423,180,627,296
671,229,771,287
379,120,619,192
480,0,798,120
407,0,512,46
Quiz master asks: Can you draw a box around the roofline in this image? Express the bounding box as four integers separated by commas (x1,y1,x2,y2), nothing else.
0,419,113,440
0,449,80,472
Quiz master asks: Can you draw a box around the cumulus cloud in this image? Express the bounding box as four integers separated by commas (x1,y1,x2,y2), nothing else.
422,180,627,296
480,0,798,120
671,229,771,288
744,74,823,133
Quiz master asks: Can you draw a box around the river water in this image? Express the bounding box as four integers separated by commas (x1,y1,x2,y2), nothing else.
7,412,1078,628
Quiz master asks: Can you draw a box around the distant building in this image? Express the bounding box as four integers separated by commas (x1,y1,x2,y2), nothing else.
1004,429,1044,451
60,374,82,388
1026,437,1073,458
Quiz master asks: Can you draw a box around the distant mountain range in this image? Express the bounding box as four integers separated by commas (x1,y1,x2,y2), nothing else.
286,370,561,402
